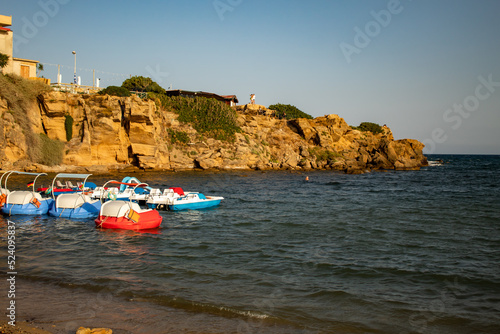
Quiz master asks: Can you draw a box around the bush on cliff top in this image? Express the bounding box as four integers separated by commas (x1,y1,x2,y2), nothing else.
150,93,241,142
122,76,165,94
352,122,384,134
99,85,131,97
268,103,313,120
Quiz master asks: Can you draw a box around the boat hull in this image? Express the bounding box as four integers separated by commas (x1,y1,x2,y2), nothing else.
168,198,222,211
95,210,162,230
1,199,54,215
48,201,101,219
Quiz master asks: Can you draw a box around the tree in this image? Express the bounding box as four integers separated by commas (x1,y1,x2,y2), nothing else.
121,76,165,94
0,52,9,70
99,86,131,97
268,103,313,120
37,63,44,77
353,122,383,134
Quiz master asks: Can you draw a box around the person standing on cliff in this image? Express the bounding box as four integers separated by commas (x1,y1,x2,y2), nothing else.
250,94,255,105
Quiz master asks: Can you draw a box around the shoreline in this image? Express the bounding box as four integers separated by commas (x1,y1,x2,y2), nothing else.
5,162,424,176
1,278,306,334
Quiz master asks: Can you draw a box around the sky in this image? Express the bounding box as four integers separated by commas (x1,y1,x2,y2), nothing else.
2,0,500,154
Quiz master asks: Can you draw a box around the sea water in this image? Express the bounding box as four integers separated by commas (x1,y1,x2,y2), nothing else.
1,155,499,333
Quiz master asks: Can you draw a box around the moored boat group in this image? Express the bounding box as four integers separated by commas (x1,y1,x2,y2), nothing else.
0,171,224,231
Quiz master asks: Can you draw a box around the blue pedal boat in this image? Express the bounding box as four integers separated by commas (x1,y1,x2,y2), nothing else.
1,171,54,216
48,173,101,219
168,193,224,211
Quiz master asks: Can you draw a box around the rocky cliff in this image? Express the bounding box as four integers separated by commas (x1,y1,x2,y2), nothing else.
0,91,427,173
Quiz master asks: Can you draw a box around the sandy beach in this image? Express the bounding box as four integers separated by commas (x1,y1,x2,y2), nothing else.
0,321,53,334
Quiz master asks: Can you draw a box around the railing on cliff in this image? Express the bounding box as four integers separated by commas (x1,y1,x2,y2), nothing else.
51,83,103,94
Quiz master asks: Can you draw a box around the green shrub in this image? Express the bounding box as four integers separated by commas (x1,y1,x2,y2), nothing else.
152,94,241,142
122,76,165,94
309,147,341,162
353,122,383,134
268,103,313,120
99,86,131,97
64,114,73,141
38,133,64,166
168,129,190,144
0,52,9,69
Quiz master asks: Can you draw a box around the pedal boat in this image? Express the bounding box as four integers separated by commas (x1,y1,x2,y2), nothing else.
168,193,224,211
48,173,101,219
1,171,54,215
95,183,162,230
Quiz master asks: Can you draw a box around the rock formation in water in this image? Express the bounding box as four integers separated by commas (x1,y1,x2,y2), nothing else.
0,91,427,173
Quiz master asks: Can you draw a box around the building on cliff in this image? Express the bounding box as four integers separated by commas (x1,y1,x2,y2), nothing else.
166,89,239,106
0,14,44,82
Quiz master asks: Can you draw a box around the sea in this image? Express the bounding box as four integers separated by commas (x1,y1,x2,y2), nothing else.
1,154,499,334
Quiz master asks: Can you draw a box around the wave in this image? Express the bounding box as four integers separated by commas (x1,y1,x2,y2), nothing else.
428,160,445,166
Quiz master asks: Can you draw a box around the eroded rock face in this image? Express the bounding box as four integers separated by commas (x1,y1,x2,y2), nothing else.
0,94,427,173
34,92,170,171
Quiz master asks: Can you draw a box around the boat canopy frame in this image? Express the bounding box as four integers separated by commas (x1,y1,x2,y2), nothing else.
98,182,150,221
99,181,150,204
1,171,48,194
51,173,93,200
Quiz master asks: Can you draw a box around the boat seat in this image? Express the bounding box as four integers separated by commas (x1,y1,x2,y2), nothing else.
57,193,91,209
150,189,161,197
7,191,42,205
100,201,144,217
56,180,66,188
67,181,77,188
162,189,178,198
106,187,119,194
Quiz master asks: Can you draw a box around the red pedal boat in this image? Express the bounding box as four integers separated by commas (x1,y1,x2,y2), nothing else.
95,200,162,230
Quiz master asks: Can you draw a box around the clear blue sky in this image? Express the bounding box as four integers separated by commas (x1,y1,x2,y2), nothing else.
3,0,500,154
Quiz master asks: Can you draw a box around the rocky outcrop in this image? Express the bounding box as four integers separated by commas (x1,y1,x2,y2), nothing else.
0,92,427,173
37,91,171,171
76,327,112,334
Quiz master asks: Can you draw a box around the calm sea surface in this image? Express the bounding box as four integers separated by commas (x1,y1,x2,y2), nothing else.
1,155,499,333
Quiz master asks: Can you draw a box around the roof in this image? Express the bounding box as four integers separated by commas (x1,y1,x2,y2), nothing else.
166,90,238,104
221,95,239,103
12,57,39,64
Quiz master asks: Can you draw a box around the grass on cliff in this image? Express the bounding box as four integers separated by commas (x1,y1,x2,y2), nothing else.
0,73,52,162
39,133,65,166
150,93,241,142
168,129,190,145
309,147,342,162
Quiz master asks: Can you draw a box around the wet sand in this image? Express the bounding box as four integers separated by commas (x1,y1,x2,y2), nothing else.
2,279,301,334
0,320,53,334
